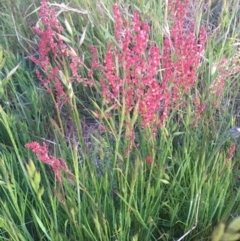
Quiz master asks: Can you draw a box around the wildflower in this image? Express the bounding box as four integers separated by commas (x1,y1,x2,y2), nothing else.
146,156,153,164
25,141,71,184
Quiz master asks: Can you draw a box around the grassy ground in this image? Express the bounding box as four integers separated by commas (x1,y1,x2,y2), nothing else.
0,0,240,240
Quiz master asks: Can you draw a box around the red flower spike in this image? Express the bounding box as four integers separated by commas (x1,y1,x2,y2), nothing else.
146,156,153,164
25,141,70,185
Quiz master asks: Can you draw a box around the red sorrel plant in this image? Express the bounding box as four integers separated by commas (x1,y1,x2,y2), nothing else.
32,0,207,161
162,0,206,123
31,0,93,139
31,0,68,107
91,4,163,158
92,0,206,157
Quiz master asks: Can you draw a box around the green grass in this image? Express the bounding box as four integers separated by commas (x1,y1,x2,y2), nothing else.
0,0,240,240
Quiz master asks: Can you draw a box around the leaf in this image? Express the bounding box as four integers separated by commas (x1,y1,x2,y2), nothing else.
173,131,185,137
159,179,170,184
0,62,20,95
171,123,178,132
4,62,21,83
32,209,51,240
64,18,73,36
79,26,87,46
105,104,117,113
0,180,6,185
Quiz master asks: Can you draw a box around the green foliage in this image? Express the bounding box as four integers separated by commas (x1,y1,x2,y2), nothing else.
0,46,20,96
0,0,239,240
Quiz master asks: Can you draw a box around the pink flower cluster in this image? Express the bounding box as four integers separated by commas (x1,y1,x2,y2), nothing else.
25,141,70,184
31,0,93,106
146,156,153,164
100,5,162,131
31,0,69,105
97,1,206,132
162,0,206,116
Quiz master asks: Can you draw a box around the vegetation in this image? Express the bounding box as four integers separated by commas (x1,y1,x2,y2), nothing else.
0,0,240,240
